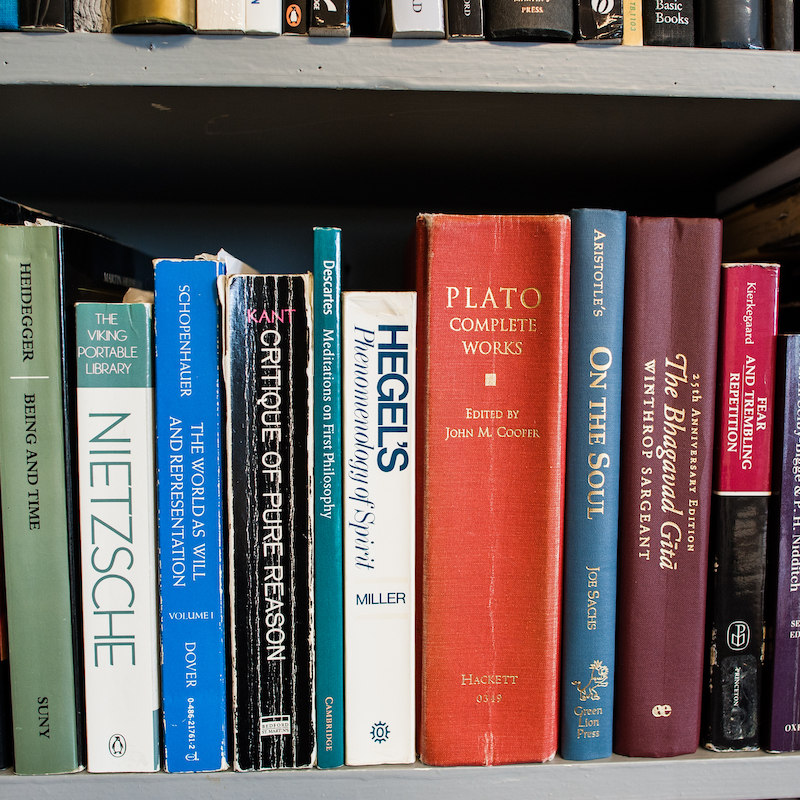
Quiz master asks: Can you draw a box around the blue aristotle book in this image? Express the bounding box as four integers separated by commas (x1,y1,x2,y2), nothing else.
154,258,228,772
560,209,626,761
313,228,345,768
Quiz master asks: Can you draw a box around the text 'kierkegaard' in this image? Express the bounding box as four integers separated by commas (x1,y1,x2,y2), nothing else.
446,285,541,356
348,323,412,572
257,326,287,662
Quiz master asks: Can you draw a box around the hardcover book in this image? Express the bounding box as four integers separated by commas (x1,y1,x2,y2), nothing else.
704,263,779,752
154,259,229,773
387,0,444,36
111,0,195,29
642,0,694,44
577,0,623,40
697,0,763,46
224,273,315,771
76,301,161,773
416,213,570,766
342,291,417,767
484,0,572,39
313,229,345,769
614,216,723,758
560,209,626,761
767,0,793,48
765,334,800,752
0,222,151,775
446,0,483,37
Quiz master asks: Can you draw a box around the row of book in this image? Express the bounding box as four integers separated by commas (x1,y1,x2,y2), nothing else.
0,198,799,776
0,0,796,48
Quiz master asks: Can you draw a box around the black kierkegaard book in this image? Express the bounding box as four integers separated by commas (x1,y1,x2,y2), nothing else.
224,273,315,771
577,0,623,39
643,0,694,43
484,0,572,39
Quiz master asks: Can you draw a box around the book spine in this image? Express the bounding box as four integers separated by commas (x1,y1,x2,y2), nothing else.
445,0,483,37
577,0,623,40
0,546,13,769
0,226,81,775
0,0,19,28
764,335,800,752
642,0,694,44
226,274,315,771
76,302,160,773
704,263,779,751
484,0,573,39
698,0,763,46
560,209,626,761
622,0,643,41
308,0,349,35
196,0,245,32
111,0,195,28
342,292,416,767
19,0,68,28
417,214,570,767
390,0,444,36
245,0,281,32
154,260,228,773
614,216,722,758
313,229,345,769
284,0,309,32
73,0,110,30
767,0,793,48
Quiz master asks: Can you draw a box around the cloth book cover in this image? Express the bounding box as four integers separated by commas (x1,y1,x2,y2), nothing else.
313,228,345,768
697,0,763,46
224,273,315,771
642,0,694,43
614,216,722,758
704,263,779,751
154,259,229,772
76,301,161,773
416,213,570,766
484,0,573,39
560,209,626,761
342,291,417,766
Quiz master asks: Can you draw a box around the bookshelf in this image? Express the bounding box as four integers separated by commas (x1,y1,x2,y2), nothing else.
3,31,800,798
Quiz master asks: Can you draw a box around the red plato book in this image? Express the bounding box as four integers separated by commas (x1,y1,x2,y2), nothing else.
416,213,570,767
614,216,723,758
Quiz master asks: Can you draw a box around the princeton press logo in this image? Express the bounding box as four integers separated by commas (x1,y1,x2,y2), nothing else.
727,621,750,651
108,734,126,758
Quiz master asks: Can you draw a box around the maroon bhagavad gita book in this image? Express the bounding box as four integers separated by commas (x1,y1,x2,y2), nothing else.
415,213,570,766
614,216,723,758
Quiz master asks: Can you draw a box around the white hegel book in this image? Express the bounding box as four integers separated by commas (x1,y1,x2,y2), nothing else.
342,292,417,766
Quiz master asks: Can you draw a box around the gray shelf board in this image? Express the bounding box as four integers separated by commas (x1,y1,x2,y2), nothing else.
1,751,800,800
4,33,800,100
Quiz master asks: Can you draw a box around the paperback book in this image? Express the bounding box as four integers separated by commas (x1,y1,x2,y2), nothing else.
342,291,417,766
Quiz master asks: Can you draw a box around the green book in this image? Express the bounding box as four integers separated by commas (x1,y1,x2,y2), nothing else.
0,223,151,774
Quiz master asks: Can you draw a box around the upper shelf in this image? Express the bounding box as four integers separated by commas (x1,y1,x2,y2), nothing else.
4,33,800,100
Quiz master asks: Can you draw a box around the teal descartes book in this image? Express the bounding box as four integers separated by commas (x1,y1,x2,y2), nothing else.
313,227,345,768
560,209,626,761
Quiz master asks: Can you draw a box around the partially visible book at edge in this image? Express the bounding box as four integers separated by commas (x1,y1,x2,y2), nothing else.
0,0,19,28
642,0,695,44
0,215,152,775
764,334,800,752
697,0,763,46
0,542,13,769
614,216,722,758
484,0,572,39
111,0,195,29
75,301,161,773
559,209,626,761
703,263,779,752
154,259,229,772
577,0,623,40
313,229,345,769
342,291,417,767
224,273,315,771
416,213,570,766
